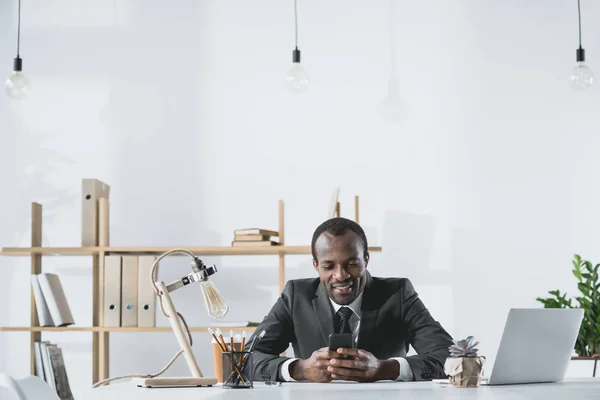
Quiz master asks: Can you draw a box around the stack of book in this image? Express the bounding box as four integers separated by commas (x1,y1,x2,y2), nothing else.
34,340,74,400
231,228,280,247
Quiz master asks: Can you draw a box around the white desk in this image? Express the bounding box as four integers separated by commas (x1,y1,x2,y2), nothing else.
84,378,600,400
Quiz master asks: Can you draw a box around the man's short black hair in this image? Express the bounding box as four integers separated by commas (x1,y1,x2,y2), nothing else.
311,217,369,262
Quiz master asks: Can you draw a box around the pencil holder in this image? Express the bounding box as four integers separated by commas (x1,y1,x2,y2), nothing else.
222,351,253,389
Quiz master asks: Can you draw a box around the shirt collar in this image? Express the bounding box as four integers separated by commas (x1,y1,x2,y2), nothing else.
329,291,363,319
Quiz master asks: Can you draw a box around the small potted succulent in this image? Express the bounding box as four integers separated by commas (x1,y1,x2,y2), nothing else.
444,336,485,388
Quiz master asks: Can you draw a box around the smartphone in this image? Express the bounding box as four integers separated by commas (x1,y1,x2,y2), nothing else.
328,333,354,360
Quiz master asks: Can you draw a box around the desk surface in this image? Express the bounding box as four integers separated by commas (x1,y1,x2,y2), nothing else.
84,378,600,400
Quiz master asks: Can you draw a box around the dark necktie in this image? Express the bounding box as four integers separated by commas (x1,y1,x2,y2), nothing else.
334,306,354,334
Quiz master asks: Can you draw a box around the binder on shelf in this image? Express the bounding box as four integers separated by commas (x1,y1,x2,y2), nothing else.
37,273,74,327
98,197,110,247
120,256,139,327
103,255,122,327
81,178,110,246
137,255,156,327
30,275,54,327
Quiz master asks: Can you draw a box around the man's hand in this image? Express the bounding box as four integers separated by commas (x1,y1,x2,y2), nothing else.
289,347,342,382
327,348,400,382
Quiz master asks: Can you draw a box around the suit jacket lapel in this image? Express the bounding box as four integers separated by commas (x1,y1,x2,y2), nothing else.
358,272,379,350
312,283,334,344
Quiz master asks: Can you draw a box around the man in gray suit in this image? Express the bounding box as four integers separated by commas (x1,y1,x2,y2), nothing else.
245,217,454,383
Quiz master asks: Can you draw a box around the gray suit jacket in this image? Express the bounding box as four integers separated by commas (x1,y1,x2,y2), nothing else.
244,272,454,382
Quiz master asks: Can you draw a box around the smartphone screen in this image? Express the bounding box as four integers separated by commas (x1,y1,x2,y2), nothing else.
329,333,354,360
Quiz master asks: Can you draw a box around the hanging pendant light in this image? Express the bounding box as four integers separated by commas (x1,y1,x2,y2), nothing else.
378,0,406,123
569,0,593,91
5,0,31,100
284,0,309,93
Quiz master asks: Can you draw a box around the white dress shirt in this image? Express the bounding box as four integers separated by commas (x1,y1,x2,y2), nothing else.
280,292,414,382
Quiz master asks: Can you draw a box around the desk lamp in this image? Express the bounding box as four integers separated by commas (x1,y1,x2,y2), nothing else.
94,248,228,388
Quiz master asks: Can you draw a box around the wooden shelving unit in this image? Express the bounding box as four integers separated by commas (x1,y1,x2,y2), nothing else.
0,179,382,385
0,245,382,257
0,326,258,333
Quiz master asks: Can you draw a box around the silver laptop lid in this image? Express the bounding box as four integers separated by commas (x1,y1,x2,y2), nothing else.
488,308,584,385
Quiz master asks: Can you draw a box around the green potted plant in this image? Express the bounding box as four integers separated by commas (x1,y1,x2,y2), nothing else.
536,254,600,357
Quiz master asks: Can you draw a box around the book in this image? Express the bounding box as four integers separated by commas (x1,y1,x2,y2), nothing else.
233,228,279,237
36,273,74,327
33,341,45,380
40,342,56,390
209,321,260,327
31,275,55,327
234,234,273,242
232,240,280,247
47,345,74,400
36,341,74,400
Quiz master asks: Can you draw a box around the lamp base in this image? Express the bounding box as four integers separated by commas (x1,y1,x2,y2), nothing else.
134,377,218,388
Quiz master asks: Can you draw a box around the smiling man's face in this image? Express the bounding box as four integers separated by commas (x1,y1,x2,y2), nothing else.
312,230,369,305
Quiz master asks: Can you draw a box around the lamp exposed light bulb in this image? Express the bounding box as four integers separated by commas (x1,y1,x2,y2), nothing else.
199,279,229,319
570,62,593,91
5,57,30,100
570,2,593,92
285,48,309,93
570,49,593,91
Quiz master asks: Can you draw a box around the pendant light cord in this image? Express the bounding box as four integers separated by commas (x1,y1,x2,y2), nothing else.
388,0,396,78
16,0,22,57
294,0,298,49
577,0,582,49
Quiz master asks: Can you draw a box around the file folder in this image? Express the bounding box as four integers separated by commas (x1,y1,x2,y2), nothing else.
137,256,156,327
103,255,122,327
81,179,110,246
121,256,139,327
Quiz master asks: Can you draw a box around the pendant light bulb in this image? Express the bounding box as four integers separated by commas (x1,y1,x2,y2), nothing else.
6,0,30,100
285,48,309,93
570,0,593,92
378,78,406,123
570,49,593,92
5,57,31,100
285,0,308,93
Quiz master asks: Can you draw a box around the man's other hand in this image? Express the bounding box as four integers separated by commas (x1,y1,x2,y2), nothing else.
327,348,400,382
289,347,341,382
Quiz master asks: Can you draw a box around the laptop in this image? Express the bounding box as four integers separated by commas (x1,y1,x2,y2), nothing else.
481,308,584,385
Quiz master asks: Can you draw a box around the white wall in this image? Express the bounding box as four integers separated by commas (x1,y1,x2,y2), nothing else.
2,0,600,397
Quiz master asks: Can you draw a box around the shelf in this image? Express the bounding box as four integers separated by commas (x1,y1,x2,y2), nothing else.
0,327,97,332
0,326,256,332
0,245,383,257
96,326,257,332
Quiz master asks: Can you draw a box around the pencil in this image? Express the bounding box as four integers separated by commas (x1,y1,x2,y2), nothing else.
240,330,266,371
208,328,226,351
249,330,266,353
211,327,247,384
241,330,247,351
216,328,228,351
